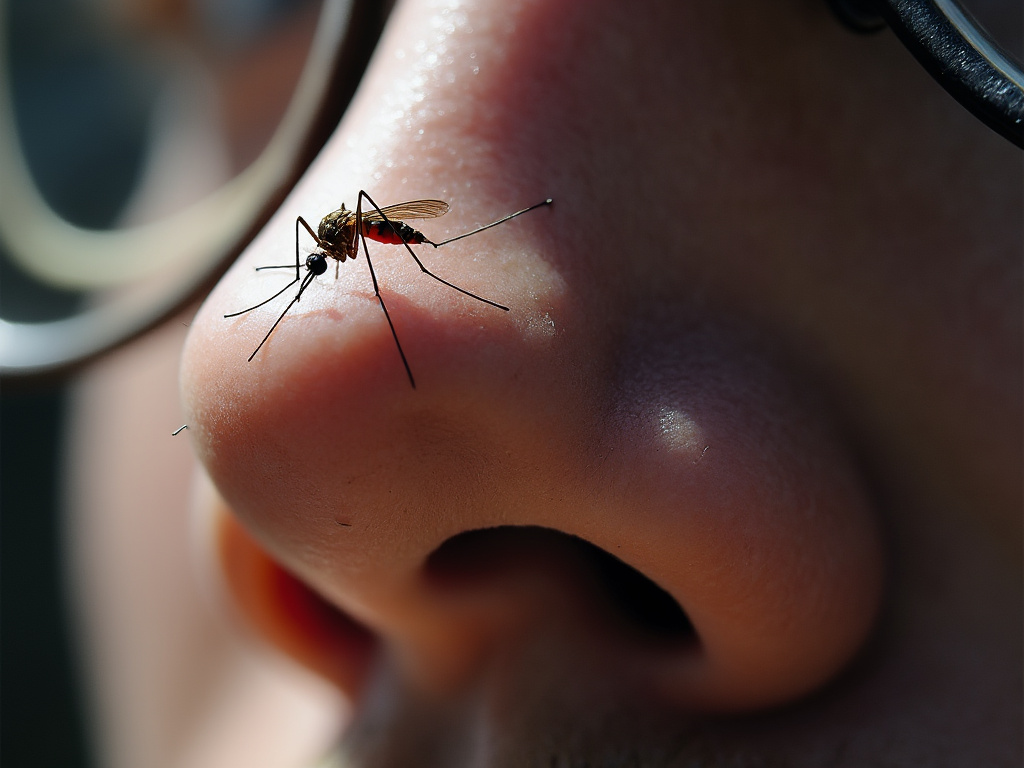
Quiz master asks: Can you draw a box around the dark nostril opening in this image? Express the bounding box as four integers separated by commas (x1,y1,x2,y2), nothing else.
582,539,695,638
425,526,694,641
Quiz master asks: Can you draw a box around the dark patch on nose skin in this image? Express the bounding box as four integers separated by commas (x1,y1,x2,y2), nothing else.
425,526,694,641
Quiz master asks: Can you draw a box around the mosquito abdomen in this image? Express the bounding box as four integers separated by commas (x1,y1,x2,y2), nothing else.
364,220,425,245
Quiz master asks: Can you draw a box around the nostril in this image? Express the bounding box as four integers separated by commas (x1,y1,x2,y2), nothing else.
424,526,694,642
581,539,694,639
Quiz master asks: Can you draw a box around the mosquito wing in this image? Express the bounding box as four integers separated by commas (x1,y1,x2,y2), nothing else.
363,199,450,223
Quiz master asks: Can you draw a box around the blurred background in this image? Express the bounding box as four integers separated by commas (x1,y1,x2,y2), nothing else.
1,0,323,764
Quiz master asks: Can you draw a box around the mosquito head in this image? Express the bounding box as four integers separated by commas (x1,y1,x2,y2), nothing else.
306,252,328,276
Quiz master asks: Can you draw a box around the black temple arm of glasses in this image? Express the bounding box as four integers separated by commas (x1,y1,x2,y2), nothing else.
827,0,1023,148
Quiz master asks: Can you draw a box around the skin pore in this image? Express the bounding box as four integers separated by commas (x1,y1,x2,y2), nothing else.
71,0,1019,766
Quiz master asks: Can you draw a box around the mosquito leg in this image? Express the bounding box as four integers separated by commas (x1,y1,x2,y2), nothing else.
297,216,320,283
355,194,416,388
425,198,553,247
357,190,510,312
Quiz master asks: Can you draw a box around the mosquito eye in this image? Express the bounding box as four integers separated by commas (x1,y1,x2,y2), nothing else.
307,253,328,275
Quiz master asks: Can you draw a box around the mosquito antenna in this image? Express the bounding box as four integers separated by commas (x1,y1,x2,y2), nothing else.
425,198,552,247
357,190,511,311
225,214,318,317
224,276,300,318
244,270,318,362
355,194,416,388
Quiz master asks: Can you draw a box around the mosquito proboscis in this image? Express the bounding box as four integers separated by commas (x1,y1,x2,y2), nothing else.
224,191,552,388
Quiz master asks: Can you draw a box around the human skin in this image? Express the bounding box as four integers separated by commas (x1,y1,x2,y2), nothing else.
74,0,1020,766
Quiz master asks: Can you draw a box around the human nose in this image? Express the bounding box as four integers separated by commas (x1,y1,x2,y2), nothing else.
181,0,883,717
188,304,883,713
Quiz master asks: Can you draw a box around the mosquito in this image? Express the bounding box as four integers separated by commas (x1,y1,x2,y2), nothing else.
224,191,552,388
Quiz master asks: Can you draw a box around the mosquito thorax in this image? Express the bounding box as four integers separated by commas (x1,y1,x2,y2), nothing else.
317,205,355,250
306,252,328,275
